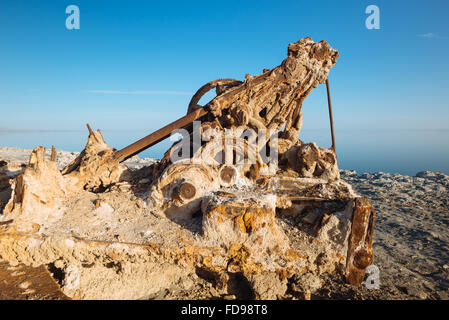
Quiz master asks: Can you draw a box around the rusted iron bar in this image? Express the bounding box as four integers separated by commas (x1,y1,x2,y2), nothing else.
114,107,208,162
50,145,56,162
325,79,336,153
86,123,93,135
187,78,242,114
86,123,100,143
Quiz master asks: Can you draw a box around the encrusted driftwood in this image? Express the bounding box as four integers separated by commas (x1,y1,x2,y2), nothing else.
62,127,128,192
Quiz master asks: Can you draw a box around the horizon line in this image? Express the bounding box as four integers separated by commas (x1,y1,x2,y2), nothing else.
86,90,193,95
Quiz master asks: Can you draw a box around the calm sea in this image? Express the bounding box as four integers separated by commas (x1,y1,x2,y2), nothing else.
1,129,448,176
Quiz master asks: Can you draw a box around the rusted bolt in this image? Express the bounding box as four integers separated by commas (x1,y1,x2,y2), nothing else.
173,181,197,203
219,165,238,186
179,182,196,200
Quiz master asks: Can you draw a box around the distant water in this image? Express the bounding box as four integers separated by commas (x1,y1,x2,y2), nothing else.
1,129,448,176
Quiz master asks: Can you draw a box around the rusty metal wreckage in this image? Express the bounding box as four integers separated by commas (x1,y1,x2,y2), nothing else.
3,37,376,290
106,38,371,285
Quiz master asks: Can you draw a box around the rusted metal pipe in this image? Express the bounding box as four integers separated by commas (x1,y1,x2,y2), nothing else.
325,79,336,153
113,107,208,162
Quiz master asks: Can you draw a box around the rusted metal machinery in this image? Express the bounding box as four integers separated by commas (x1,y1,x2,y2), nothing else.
108,37,375,284
2,38,376,297
113,38,344,205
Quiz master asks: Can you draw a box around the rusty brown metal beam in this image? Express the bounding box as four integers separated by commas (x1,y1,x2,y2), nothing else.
345,198,376,285
86,123,100,143
326,79,336,153
113,107,208,162
86,123,93,135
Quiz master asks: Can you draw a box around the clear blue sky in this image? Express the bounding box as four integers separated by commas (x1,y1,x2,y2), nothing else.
1,0,448,133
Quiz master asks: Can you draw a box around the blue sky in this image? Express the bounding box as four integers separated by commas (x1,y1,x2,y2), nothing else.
0,0,448,134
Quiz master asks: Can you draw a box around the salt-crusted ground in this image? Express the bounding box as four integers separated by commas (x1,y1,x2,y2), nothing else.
0,147,448,300
318,170,449,300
